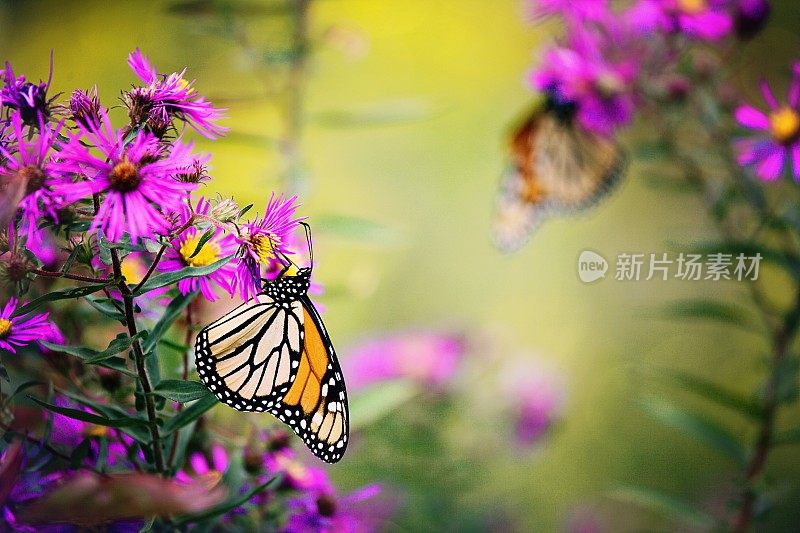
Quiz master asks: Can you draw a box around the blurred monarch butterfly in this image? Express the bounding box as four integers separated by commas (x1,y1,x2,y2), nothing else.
492,96,627,252
195,223,349,463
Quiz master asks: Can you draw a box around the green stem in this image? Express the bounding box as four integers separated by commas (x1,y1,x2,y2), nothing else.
110,248,165,474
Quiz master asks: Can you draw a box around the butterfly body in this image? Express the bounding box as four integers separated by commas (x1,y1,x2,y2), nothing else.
492,100,627,252
195,261,349,463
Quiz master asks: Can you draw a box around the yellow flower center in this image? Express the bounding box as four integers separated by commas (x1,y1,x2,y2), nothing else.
251,234,280,264
179,233,221,267
109,158,141,192
677,0,707,14
769,107,800,144
0,318,12,339
120,258,145,285
85,425,109,438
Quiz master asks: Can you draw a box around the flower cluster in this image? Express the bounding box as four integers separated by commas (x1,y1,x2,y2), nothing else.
527,0,770,136
734,64,800,181
0,51,329,530
0,50,304,310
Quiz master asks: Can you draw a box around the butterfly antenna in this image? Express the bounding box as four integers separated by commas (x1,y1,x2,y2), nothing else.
300,221,313,270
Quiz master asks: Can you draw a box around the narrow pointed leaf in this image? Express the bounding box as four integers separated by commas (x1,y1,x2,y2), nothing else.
153,380,212,403
133,255,234,295
641,398,748,465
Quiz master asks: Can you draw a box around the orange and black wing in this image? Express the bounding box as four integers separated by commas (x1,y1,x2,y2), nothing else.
492,106,626,252
270,295,349,463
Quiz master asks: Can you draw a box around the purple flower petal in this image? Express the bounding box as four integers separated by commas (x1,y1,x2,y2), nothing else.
735,105,769,130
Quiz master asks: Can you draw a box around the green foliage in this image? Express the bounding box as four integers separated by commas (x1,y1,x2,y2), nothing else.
161,395,218,435
641,398,748,466
611,486,716,530
660,298,759,333
656,369,764,421
152,380,212,403
13,283,112,316
132,255,234,294
142,291,198,353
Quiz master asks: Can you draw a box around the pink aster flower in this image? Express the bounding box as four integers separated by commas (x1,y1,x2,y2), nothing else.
52,109,198,242
234,194,305,301
343,331,466,391
734,66,800,181
285,476,385,533
0,61,55,124
0,112,66,261
158,197,237,301
501,362,566,447
627,0,733,41
176,444,229,484
531,20,641,135
0,297,64,354
126,49,227,139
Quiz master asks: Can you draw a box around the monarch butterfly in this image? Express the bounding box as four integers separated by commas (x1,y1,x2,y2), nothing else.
195,223,348,463
492,97,627,252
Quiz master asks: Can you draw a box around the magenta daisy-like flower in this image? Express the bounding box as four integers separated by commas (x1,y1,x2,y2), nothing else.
158,198,237,301
53,109,199,242
0,61,55,124
0,112,66,260
234,194,304,301
126,49,227,139
627,0,733,41
0,297,64,354
734,67,800,181
531,20,641,135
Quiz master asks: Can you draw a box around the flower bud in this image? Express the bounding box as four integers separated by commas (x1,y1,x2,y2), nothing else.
209,197,241,224
69,87,101,128
735,0,770,40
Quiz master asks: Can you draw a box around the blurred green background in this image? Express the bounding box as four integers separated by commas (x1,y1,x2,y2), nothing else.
3,0,800,530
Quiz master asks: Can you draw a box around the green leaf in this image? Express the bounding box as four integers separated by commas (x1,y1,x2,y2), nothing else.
610,486,716,530
42,332,145,365
349,379,418,431
315,214,400,245
161,395,218,435
657,370,764,421
173,477,280,527
152,380,212,403
774,426,800,446
661,298,758,333
133,255,234,295
98,231,134,266
683,240,799,281
238,204,253,220
142,292,197,354
641,398,748,465
85,296,126,323
30,397,150,431
189,228,216,259
13,283,111,316
2,380,43,407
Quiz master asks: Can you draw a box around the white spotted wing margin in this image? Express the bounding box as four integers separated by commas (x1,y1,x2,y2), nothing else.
294,294,348,464
195,293,303,412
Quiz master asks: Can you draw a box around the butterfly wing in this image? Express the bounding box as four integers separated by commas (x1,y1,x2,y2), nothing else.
534,118,627,212
271,296,349,464
492,109,558,253
195,294,303,412
492,108,626,252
